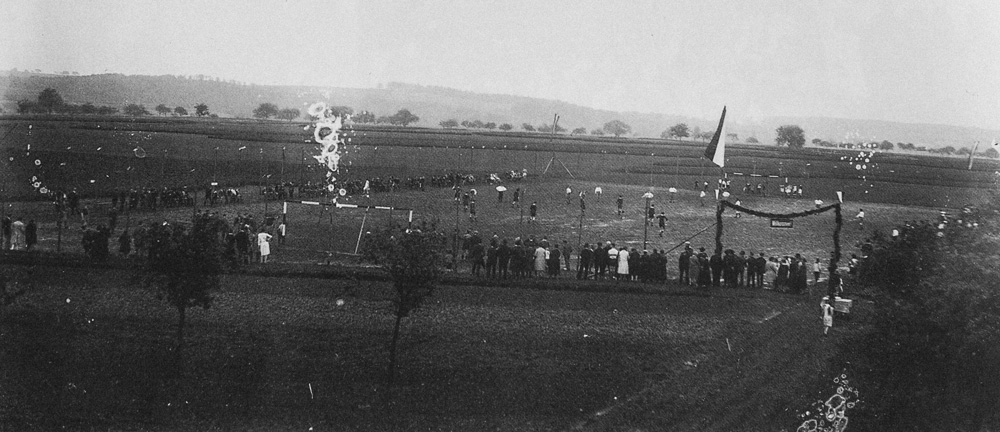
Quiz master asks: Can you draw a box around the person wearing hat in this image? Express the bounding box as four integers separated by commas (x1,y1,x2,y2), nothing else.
678,245,692,285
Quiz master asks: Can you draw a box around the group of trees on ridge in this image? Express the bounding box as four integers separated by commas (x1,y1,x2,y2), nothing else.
15,88,213,118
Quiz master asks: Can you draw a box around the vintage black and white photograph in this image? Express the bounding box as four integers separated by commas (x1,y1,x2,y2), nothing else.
1,1,999,430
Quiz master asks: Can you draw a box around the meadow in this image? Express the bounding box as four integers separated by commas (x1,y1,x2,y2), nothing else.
0,116,990,430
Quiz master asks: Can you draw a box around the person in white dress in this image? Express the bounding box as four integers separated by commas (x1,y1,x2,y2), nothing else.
821,301,834,335
257,230,273,263
616,247,630,280
534,246,547,278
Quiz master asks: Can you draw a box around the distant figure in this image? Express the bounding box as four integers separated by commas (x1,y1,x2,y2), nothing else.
10,217,26,250
277,221,286,244
700,190,707,207
565,186,572,205
856,208,865,230
529,202,538,222
512,188,521,207
25,220,38,250
616,195,624,218
822,301,834,336
657,212,667,236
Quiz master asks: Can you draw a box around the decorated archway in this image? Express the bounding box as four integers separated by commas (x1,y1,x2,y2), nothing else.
715,200,843,301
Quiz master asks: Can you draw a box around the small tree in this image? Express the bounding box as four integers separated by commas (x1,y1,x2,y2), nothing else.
367,223,445,401
668,123,689,139
141,214,227,357
985,148,999,159
329,106,354,118
174,106,188,116
879,141,894,151
470,120,485,129
37,88,64,113
277,108,301,121
746,136,759,144
460,120,472,128
522,123,535,132
123,104,150,116
498,123,513,131
591,129,605,136
439,119,459,128
603,120,632,137
571,127,587,135
253,103,280,119
484,122,497,130
353,111,375,124
726,133,739,142
194,103,210,117
155,104,171,116
389,109,419,126
80,103,98,115
775,125,806,148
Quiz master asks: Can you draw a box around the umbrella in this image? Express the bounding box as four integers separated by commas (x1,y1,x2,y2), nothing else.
496,186,507,192
668,187,678,193
470,188,477,195
133,147,147,158
642,191,654,199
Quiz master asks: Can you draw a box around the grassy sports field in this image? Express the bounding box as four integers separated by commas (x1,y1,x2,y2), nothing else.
0,116,988,430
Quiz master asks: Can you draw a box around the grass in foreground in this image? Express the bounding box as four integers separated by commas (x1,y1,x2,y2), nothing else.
0,265,861,431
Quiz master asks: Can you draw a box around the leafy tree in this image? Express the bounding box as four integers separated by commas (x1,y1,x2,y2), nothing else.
439,119,459,128
329,106,353,118
691,126,702,141
726,133,739,142
700,131,714,141
484,122,497,130
847,200,1000,430
365,223,446,401
277,108,301,121
522,123,535,132
470,120,485,129
389,109,419,126
571,127,587,135
879,140,894,151
37,88,64,113
603,120,632,138
194,103,210,117
812,138,823,145
746,136,759,144
96,106,119,115
123,104,150,116
174,106,188,116
376,115,392,124
774,125,806,148
141,214,228,357
155,104,171,116
956,147,972,155
498,123,513,131
460,120,471,128
253,102,280,119
80,103,98,115
668,123,690,139
352,111,375,124
16,99,40,114
591,129,605,136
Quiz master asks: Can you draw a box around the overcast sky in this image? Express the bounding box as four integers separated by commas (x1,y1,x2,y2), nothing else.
2,0,998,129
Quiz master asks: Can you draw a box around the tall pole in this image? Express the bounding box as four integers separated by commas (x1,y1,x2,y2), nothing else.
453,187,460,272
643,196,651,250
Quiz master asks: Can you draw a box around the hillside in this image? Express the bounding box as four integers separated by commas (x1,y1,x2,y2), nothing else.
2,71,997,149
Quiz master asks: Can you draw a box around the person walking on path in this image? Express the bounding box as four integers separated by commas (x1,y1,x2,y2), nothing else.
822,301,834,336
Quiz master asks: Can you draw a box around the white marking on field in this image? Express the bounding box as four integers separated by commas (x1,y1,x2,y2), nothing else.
759,311,781,323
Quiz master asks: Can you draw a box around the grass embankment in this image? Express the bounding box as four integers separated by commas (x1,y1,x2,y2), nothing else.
0,264,861,431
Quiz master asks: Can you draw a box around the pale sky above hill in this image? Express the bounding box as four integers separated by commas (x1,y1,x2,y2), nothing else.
2,0,998,129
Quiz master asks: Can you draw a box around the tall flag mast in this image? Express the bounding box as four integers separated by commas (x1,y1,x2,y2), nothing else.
704,106,727,168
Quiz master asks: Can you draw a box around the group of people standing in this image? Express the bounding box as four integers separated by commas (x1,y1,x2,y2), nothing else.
677,245,827,292
1,216,38,251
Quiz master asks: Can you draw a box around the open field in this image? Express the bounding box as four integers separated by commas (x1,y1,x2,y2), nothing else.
1,265,856,431
2,117,997,208
0,116,990,430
